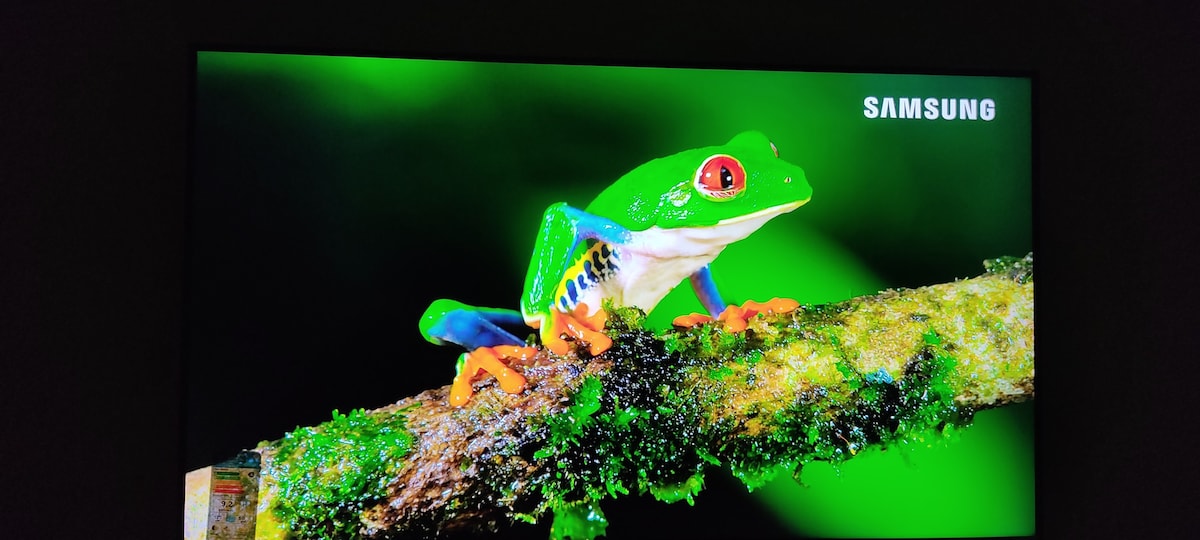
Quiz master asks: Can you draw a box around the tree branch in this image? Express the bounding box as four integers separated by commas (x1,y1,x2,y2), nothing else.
190,254,1034,540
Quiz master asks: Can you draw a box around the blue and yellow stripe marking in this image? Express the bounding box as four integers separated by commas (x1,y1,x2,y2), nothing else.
555,241,620,312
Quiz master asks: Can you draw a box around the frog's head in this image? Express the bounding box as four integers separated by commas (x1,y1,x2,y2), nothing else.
590,131,812,232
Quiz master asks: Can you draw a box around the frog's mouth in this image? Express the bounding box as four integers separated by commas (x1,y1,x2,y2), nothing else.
646,197,811,253
714,197,810,227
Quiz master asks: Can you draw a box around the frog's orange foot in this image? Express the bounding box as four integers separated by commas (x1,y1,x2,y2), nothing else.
739,297,800,315
571,302,608,333
449,345,538,407
672,312,715,328
674,298,800,332
540,302,612,357
718,298,800,332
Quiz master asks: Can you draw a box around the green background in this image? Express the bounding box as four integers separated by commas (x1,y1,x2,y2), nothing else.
188,52,1033,538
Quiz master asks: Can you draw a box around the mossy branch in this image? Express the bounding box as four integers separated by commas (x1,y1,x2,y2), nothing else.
228,254,1034,539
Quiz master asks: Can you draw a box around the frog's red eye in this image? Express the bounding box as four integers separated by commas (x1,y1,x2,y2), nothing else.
694,154,746,201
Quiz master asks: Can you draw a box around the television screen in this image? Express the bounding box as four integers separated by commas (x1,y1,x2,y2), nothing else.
186,51,1033,538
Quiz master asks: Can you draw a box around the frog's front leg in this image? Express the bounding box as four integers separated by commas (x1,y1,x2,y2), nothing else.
671,265,799,332
420,299,539,406
521,203,628,356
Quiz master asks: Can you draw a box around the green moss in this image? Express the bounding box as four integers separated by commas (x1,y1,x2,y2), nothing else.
724,338,973,493
549,500,609,540
707,364,735,380
529,308,722,534
893,347,965,440
983,252,1033,284
648,471,705,505
533,376,604,461
266,405,418,538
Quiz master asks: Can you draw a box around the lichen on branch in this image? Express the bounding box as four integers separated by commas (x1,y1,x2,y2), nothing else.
249,254,1034,539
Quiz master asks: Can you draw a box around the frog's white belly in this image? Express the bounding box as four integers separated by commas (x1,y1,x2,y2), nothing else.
567,202,800,316
592,240,720,315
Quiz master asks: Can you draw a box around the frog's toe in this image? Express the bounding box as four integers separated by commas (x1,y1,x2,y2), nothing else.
542,307,612,356
716,304,751,333
742,297,800,315
541,330,572,356
569,303,612,355
714,297,800,333
672,312,715,328
492,344,539,369
583,331,612,356
571,302,608,333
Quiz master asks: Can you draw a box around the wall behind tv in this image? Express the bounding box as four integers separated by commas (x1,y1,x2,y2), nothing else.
5,3,1196,539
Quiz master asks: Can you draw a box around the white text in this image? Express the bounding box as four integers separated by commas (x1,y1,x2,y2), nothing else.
863,97,996,121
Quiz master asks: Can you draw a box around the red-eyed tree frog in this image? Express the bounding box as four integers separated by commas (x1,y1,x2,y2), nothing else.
420,131,812,406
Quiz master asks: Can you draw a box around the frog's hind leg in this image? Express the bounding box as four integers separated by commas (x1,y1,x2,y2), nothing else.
420,300,538,406
421,300,527,349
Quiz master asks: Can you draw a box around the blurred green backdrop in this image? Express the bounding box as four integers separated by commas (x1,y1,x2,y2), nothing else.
189,52,1033,538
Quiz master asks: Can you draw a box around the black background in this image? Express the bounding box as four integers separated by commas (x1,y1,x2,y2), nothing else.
3,2,1196,539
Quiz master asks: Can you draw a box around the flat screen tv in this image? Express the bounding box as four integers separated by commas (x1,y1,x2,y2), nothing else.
186,50,1034,539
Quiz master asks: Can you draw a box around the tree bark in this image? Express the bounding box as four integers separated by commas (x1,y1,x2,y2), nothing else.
193,255,1034,540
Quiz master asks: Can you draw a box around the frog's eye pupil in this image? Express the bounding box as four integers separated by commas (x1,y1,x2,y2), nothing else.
694,154,746,201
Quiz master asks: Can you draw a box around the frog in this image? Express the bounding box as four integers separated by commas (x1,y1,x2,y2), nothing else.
419,130,812,406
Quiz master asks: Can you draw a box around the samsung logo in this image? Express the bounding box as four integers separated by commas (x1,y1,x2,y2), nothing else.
864,97,996,121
